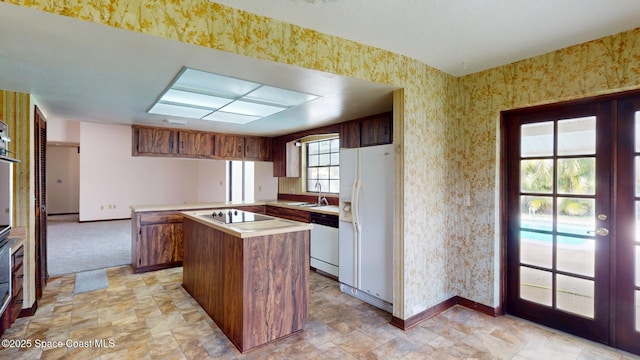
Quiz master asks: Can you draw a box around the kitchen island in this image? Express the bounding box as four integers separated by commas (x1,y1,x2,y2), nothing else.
181,209,312,353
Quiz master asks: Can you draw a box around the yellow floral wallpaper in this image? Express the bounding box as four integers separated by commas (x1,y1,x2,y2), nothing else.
3,0,640,320
4,0,452,319
449,28,640,306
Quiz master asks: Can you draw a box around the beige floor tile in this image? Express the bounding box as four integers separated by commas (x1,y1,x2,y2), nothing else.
1,266,638,360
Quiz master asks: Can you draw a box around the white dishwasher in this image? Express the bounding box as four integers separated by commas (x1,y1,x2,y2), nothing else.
310,212,339,277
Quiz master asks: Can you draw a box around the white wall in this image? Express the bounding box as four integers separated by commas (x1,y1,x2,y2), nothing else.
78,122,278,221
47,118,80,144
194,160,226,202
254,161,278,200
47,145,80,214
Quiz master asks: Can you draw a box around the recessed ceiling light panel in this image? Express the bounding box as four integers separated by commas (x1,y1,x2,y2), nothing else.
202,111,260,124
220,100,286,118
244,85,319,107
149,103,213,118
173,68,260,98
160,89,232,109
147,67,320,124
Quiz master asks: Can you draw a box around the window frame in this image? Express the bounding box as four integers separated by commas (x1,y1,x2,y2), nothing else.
306,137,340,194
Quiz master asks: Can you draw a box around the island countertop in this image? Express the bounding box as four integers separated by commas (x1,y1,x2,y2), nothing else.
181,209,313,239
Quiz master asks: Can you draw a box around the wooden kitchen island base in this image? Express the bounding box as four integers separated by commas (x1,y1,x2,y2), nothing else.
182,215,310,353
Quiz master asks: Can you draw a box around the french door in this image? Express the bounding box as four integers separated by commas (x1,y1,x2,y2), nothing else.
503,91,640,353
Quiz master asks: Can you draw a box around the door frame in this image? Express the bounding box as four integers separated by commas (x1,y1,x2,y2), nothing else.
500,88,640,352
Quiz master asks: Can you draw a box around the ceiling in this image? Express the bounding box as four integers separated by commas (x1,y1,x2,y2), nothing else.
215,0,640,76
2,1,640,137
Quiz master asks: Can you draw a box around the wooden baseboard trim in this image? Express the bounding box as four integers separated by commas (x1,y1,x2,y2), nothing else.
390,296,499,330
19,300,38,318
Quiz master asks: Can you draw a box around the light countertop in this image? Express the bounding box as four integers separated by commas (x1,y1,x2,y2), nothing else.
131,200,339,216
182,210,312,238
130,201,268,213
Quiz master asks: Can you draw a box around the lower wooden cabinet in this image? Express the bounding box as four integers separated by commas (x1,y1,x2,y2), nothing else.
1,244,24,334
132,211,185,273
138,223,184,268
131,205,267,273
265,205,310,223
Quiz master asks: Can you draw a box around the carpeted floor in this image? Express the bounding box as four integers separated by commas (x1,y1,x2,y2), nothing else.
47,214,131,276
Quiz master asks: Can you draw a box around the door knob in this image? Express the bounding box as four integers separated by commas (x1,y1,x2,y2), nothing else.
587,227,609,236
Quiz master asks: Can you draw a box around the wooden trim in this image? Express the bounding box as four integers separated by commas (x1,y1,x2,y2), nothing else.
131,261,183,274
501,88,640,117
18,300,37,318
390,296,499,330
454,296,501,317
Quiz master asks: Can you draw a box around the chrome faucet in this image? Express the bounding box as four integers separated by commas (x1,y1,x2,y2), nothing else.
315,182,329,206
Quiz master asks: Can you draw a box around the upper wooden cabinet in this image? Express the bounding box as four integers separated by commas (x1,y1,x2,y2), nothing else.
272,137,300,177
339,112,393,149
132,125,271,161
340,121,361,149
134,126,177,155
245,136,272,161
215,134,245,159
178,131,215,157
360,113,393,147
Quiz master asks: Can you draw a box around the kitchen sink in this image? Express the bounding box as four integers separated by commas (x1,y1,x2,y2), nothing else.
299,203,319,207
285,202,319,207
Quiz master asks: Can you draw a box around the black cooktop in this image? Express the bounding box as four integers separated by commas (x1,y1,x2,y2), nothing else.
208,209,272,224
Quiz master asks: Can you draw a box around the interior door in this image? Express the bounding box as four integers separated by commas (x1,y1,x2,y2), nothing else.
504,101,613,343
34,106,48,299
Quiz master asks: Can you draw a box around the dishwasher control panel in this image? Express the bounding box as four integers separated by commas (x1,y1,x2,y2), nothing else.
309,212,339,228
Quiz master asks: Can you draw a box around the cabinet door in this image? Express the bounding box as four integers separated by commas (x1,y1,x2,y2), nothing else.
179,131,215,157
172,223,184,262
215,135,245,159
272,137,286,177
245,137,272,161
136,127,177,155
360,115,393,147
340,121,361,148
272,137,300,177
138,223,182,267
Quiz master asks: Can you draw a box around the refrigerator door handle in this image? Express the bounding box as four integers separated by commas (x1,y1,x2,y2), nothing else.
353,178,362,288
352,179,361,232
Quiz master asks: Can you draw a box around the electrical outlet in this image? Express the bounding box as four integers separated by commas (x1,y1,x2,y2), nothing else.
101,205,104,210
113,204,116,209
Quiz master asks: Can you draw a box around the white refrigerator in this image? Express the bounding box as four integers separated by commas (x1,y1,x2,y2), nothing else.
339,143,394,313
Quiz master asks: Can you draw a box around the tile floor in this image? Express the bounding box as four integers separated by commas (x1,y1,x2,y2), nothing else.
0,266,638,360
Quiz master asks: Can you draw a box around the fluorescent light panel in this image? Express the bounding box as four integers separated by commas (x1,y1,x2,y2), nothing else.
148,67,319,125
202,112,260,124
